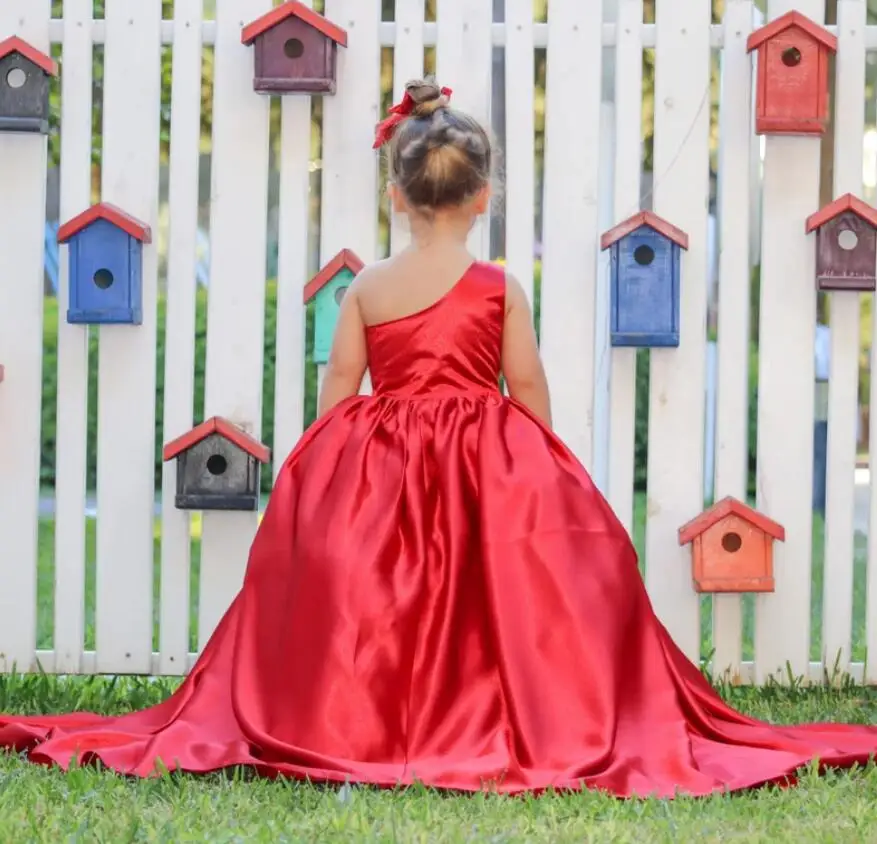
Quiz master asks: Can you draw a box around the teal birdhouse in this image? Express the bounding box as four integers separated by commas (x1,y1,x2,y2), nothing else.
304,249,364,364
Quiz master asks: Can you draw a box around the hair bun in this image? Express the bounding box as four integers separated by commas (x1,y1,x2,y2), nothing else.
405,79,449,118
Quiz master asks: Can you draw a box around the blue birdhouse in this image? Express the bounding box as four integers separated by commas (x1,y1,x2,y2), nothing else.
600,211,689,348
304,249,364,364
58,202,152,326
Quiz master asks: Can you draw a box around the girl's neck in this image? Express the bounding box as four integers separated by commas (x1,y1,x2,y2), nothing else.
407,212,474,249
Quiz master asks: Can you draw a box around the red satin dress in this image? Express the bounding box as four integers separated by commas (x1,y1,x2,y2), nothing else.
2,261,877,798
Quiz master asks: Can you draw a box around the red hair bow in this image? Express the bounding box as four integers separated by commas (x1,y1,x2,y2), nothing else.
373,87,453,149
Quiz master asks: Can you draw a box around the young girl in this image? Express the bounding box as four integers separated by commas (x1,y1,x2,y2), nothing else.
1,80,876,798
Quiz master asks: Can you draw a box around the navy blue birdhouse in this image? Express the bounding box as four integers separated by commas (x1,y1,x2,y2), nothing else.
58,203,152,326
600,211,690,348
0,36,57,134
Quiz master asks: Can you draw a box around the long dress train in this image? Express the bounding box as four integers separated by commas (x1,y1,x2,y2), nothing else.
1,261,875,798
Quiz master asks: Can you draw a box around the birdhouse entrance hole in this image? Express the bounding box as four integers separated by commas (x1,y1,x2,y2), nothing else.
334,285,348,305
6,67,26,89
721,531,743,553
781,46,802,67
283,37,305,59
838,229,858,251
633,244,654,266
93,268,114,290
206,454,228,476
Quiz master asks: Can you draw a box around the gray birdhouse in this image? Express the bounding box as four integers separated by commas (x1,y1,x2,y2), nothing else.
162,417,271,512
0,36,57,134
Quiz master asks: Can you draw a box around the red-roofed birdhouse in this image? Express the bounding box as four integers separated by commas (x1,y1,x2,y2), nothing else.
805,193,877,292
241,0,348,95
163,417,271,511
678,497,785,594
58,202,152,325
600,211,689,348
746,11,836,136
0,36,58,134
304,249,364,364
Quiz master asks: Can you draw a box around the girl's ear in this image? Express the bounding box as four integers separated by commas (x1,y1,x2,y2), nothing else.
471,185,491,216
388,182,408,214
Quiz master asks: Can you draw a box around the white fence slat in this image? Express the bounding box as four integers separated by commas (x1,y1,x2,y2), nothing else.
0,1,51,673
271,0,312,473
389,0,424,256
321,0,381,400
540,2,602,469
435,0,492,259
607,0,643,535
823,0,865,678
95,0,162,674
321,0,381,265
645,0,711,662
712,0,753,681
273,99,312,467
158,0,204,675
199,0,272,649
753,0,821,683
53,0,93,674
503,0,535,304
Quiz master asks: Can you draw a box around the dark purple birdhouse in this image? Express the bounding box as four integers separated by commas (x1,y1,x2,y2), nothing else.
241,0,348,95
163,417,271,512
805,193,877,292
0,36,57,134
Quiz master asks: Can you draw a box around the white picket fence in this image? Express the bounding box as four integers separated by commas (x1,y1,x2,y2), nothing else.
0,0,875,685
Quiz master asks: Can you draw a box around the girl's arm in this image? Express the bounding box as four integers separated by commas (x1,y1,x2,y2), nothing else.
501,273,552,428
317,284,368,418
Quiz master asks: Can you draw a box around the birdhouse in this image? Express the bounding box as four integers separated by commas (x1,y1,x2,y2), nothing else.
162,416,271,512
805,193,877,292
304,249,364,364
678,497,785,594
600,211,689,348
0,36,58,134
57,202,152,325
241,0,348,95
746,11,837,136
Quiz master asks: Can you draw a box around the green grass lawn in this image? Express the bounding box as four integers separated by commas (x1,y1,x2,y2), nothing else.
1,498,873,840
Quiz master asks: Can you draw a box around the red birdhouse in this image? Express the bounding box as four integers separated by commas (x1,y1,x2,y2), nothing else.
746,11,837,136
805,194,877,292
678,497,785,594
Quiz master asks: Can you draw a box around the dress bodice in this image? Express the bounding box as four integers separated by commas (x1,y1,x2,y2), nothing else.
365,261,506,398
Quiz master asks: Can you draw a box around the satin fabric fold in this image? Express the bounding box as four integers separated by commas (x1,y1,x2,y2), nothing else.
2,261,876,798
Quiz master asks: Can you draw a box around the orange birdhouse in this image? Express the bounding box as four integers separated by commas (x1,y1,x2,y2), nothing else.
678,497,785,594
746,11,837,136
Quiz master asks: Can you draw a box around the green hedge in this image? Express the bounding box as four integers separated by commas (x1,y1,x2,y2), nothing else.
39,266,757,495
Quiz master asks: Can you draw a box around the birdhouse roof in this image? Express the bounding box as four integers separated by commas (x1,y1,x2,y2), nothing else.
303,248,364,303
241,1,348,48
0,36,58,76
58,202,152,244
746,11,837,54
600,211,690,251
163,416,271,464
678,496,785,546
805,193,877,233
